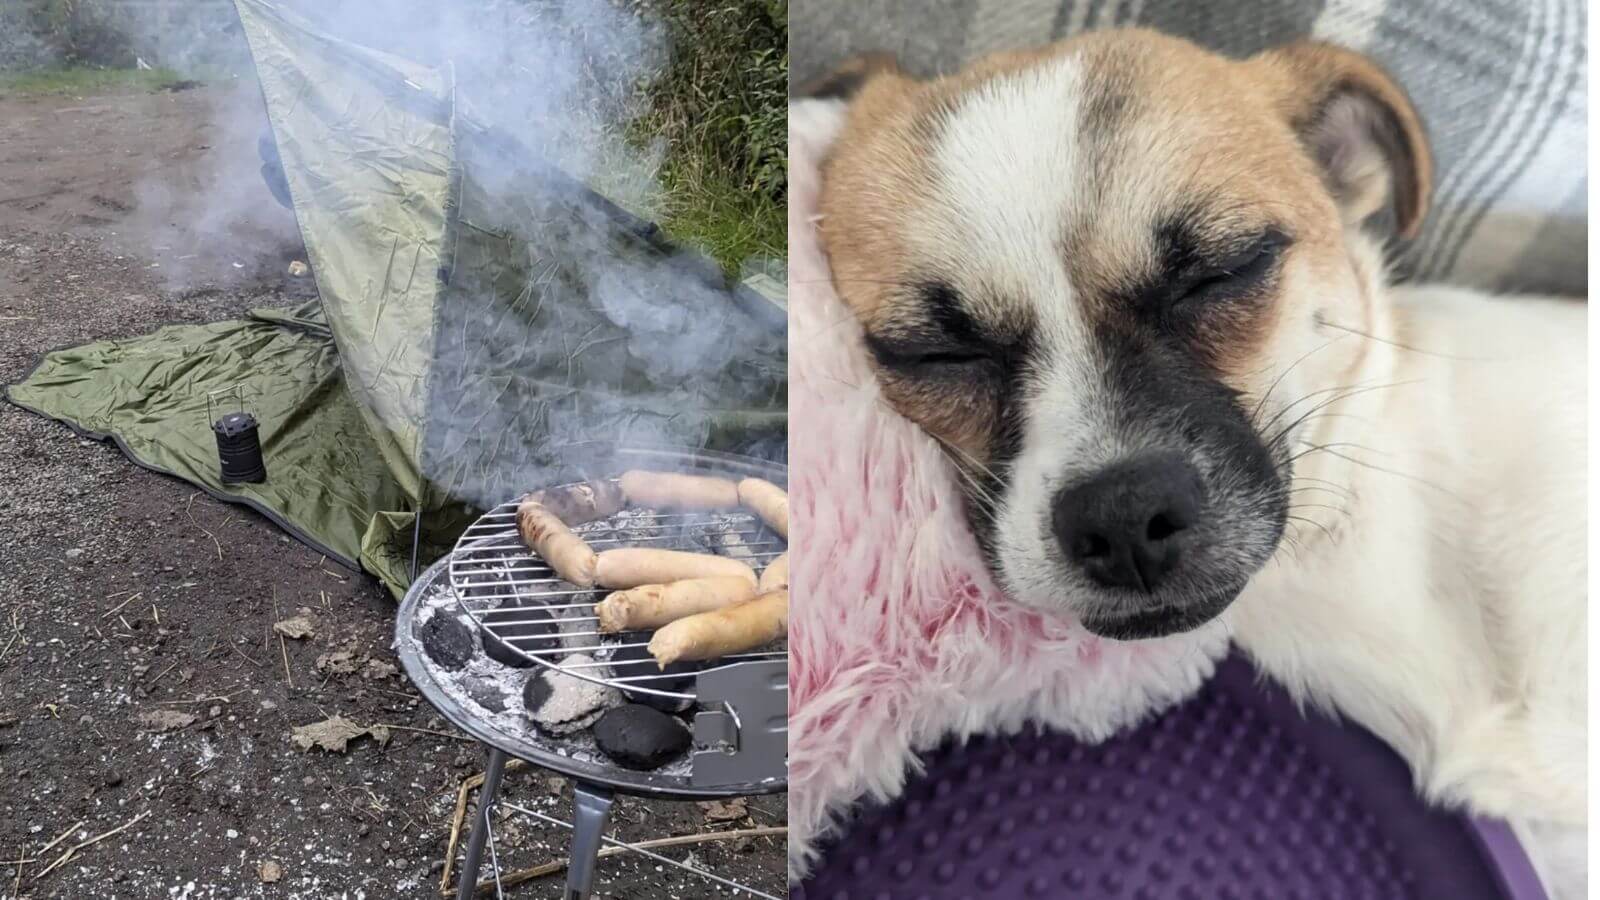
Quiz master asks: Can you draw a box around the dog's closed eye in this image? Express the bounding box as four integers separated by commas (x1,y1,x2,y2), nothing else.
865,282,1012,374
1171,229,1291,308
877,345,993,368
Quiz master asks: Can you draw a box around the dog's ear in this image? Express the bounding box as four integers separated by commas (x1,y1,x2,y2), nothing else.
1254,41,1432,239
795,52,922,174
796,51,907,101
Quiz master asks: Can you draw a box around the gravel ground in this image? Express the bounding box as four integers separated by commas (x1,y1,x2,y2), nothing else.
0,83,785,900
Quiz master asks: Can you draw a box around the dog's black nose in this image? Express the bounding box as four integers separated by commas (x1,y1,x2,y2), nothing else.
1052,452,1204,593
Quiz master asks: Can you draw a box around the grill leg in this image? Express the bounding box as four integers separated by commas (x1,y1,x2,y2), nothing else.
455,747,508,900
563,782,615,900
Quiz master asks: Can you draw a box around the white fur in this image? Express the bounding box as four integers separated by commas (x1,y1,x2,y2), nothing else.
929,58,1088,308
1229,240,1588,894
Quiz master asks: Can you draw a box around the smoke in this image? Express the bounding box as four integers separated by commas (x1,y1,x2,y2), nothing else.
108,0,783,511
123,76,304,293
297,0,669,215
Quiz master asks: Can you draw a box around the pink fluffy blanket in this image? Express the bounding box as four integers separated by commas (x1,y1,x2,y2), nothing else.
786,99,1232,879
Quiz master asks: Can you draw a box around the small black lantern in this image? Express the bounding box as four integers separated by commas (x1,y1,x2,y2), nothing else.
209,388,267,484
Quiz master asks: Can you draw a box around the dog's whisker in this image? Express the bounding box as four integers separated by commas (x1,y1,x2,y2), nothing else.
1263,379,1424,451
1248,334,1349,426
1292,444,1462,500
1289,474,1353,492
1263,378,1421,439
1315,318,1481,361
1258,379,1386,437
934,437,1007,488
1295,439,1392,459
1285,513,1338,544
1286,502,1350,516
1287,440,1392,466
1286,484,1343,496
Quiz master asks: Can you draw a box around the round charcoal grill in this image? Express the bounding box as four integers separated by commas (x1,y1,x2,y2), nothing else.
397,447,786,900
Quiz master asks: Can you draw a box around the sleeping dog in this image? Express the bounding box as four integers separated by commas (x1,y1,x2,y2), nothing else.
806,30,1585,895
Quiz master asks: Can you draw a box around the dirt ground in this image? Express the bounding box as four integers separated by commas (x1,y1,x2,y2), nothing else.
0,82,785,899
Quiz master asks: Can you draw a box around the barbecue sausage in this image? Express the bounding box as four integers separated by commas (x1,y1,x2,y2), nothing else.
758,552,788,593
594,576,757,633
737,478,788,539
618,470,740,510
516,501,598,588
522,479,625,526
647,588,788,668
593,548,757,590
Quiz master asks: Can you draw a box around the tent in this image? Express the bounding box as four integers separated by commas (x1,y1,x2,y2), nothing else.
4,0,786,595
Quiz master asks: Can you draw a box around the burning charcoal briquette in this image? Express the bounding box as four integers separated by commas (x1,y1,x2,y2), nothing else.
462,677,508,714
419,613,475,671
522,653,620,736
607,633,702,713
482,598,558,668
591,704,692,770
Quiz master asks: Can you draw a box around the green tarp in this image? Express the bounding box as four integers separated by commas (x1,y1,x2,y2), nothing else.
4,0,785,596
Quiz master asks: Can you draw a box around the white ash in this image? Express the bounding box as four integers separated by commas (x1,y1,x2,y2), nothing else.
552,591,603,652
697,519,757,561
523,652,622,735
573,506,666,544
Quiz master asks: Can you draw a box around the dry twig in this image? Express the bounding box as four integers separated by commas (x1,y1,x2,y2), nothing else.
34,810,151,882
0,608,22,664
438,761,531,893
101,592,143,620
38,821,84,857
146,660,180,687
230,643,263,668
186,492,223,560
369,722,469,742
151,693,239,706
279,633,294,688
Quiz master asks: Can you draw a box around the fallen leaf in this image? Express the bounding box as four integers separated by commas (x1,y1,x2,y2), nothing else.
315,650,360,677
697,797,748,824
361,658,397,680
258,860,282,883
273,611,316,640
137,709,198,732
290,716,389,753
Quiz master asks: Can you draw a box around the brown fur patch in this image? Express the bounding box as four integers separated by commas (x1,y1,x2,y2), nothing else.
874,370,1002,463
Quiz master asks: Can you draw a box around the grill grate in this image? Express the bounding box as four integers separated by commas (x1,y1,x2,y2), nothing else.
447,485,787,703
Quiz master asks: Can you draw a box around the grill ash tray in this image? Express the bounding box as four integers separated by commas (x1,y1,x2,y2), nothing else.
398,492,786,797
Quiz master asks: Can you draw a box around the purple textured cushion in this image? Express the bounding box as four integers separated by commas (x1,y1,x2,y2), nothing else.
797,653,1543,900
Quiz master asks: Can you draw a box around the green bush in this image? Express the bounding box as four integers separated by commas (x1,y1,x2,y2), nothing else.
24,0,132,68
636,0,787,269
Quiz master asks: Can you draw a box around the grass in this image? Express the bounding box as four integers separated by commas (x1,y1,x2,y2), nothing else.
635,0,786,275
656,156,786,274
0,65,186,96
